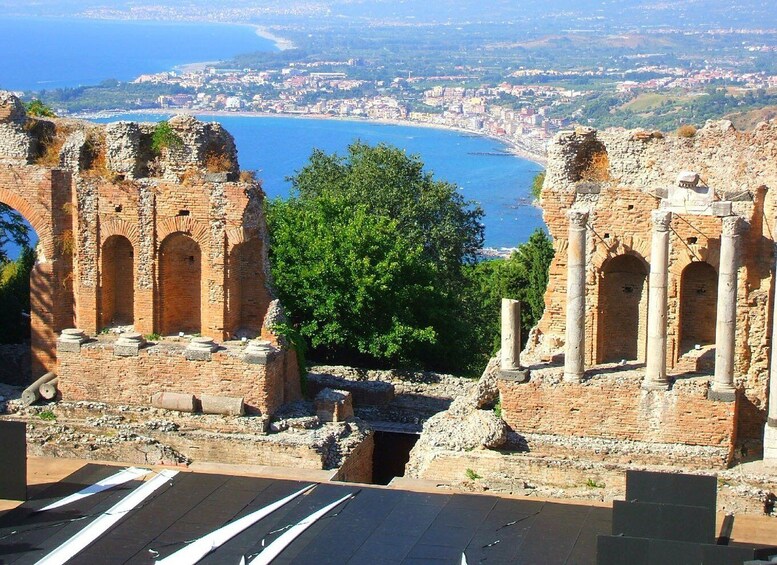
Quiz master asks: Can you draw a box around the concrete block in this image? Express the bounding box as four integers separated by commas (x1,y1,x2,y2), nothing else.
151,391,196,412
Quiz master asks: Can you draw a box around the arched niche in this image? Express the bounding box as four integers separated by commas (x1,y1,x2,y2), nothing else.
597,254,649,363
227,237,268,337
100,235,134,327
678,261,718,356
158,232,201,335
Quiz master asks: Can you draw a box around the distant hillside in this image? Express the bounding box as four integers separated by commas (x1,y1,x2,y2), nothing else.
725,106,777,131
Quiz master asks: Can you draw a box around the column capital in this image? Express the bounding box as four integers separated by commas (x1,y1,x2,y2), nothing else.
721,215,746,236
651,209,672,232
567,209,589,229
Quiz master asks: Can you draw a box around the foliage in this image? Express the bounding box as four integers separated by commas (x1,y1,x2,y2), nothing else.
151,121,184,154
0,204,30,264
0,247,35,344
531,171,545,201
267,141,485,372
585,478,605,488
493,400,502,419
270,320,309,392
464,229,555,355
24,99,56,118
38,409,57,421
465,468,482,480
145,333,161,342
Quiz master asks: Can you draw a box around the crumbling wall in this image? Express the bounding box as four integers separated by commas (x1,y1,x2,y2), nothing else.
530,121,777,444
0,91,296,407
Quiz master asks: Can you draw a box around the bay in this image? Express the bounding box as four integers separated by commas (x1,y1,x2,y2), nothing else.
0,17,276,92
95,113,545,250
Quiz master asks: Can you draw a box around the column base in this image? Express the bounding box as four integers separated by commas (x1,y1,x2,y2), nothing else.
641,379,670,391
499,368,530,383
563,371,583,383
708,383,737,402
764,424,777,464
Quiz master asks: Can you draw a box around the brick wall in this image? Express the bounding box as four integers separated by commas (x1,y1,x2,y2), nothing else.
333,433,374,484
57,338,300,416
531,123,777,444
497,375,737,462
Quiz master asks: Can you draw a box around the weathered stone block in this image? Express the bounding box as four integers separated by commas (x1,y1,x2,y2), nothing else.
712,201,733,216
315,388,354,423
498,369,531,383
306,373,395,406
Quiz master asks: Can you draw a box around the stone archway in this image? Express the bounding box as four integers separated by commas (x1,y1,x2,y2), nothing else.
678,261,718,356
100,235,134,327
158,232,201,335
597,254,649,363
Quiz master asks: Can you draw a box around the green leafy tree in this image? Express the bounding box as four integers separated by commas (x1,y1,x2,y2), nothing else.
24,99,56,118
267,142,484,372
0,246,36,344
464,229,555,354
0,203,30,264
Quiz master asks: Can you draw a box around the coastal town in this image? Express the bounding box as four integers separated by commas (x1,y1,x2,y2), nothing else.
102,24,773,164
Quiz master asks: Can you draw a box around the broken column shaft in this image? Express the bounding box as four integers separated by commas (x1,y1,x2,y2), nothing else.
643,209,672,390
500,299,521,372
564,209,588,383
713,216,744,395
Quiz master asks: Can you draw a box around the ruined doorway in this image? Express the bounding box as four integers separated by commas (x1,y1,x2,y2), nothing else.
100,235,134,327
598,254,649,364
0,205,37,385
159,232,201,335
678,261,718,356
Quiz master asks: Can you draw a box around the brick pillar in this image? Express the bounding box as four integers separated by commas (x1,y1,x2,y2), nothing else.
643,210,672,390
712,216,744,396
765,216,777,463
564,210,588,383
500,298,521,371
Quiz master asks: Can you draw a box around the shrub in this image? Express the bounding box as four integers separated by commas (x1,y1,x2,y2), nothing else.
151,121,183,154
25,100,56,118
531,171,545,201
677,124,697,138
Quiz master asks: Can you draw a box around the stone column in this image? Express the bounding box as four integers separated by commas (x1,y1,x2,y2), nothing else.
643,210,672,390
764,219,777,463
712,216,744,396
564,210,588,383
501,299,521,372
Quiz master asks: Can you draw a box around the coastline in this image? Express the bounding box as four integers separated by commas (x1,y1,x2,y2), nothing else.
250,25,295,51
76,108,547,167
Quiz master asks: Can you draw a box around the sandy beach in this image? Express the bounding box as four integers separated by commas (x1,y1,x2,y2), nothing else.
76,108,547,166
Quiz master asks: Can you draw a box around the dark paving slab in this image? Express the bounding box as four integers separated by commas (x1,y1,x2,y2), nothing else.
0,464,628,565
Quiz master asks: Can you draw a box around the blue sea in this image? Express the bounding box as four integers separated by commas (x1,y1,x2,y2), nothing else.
0,17,275,91
96,114,545,249
0,16,544,256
